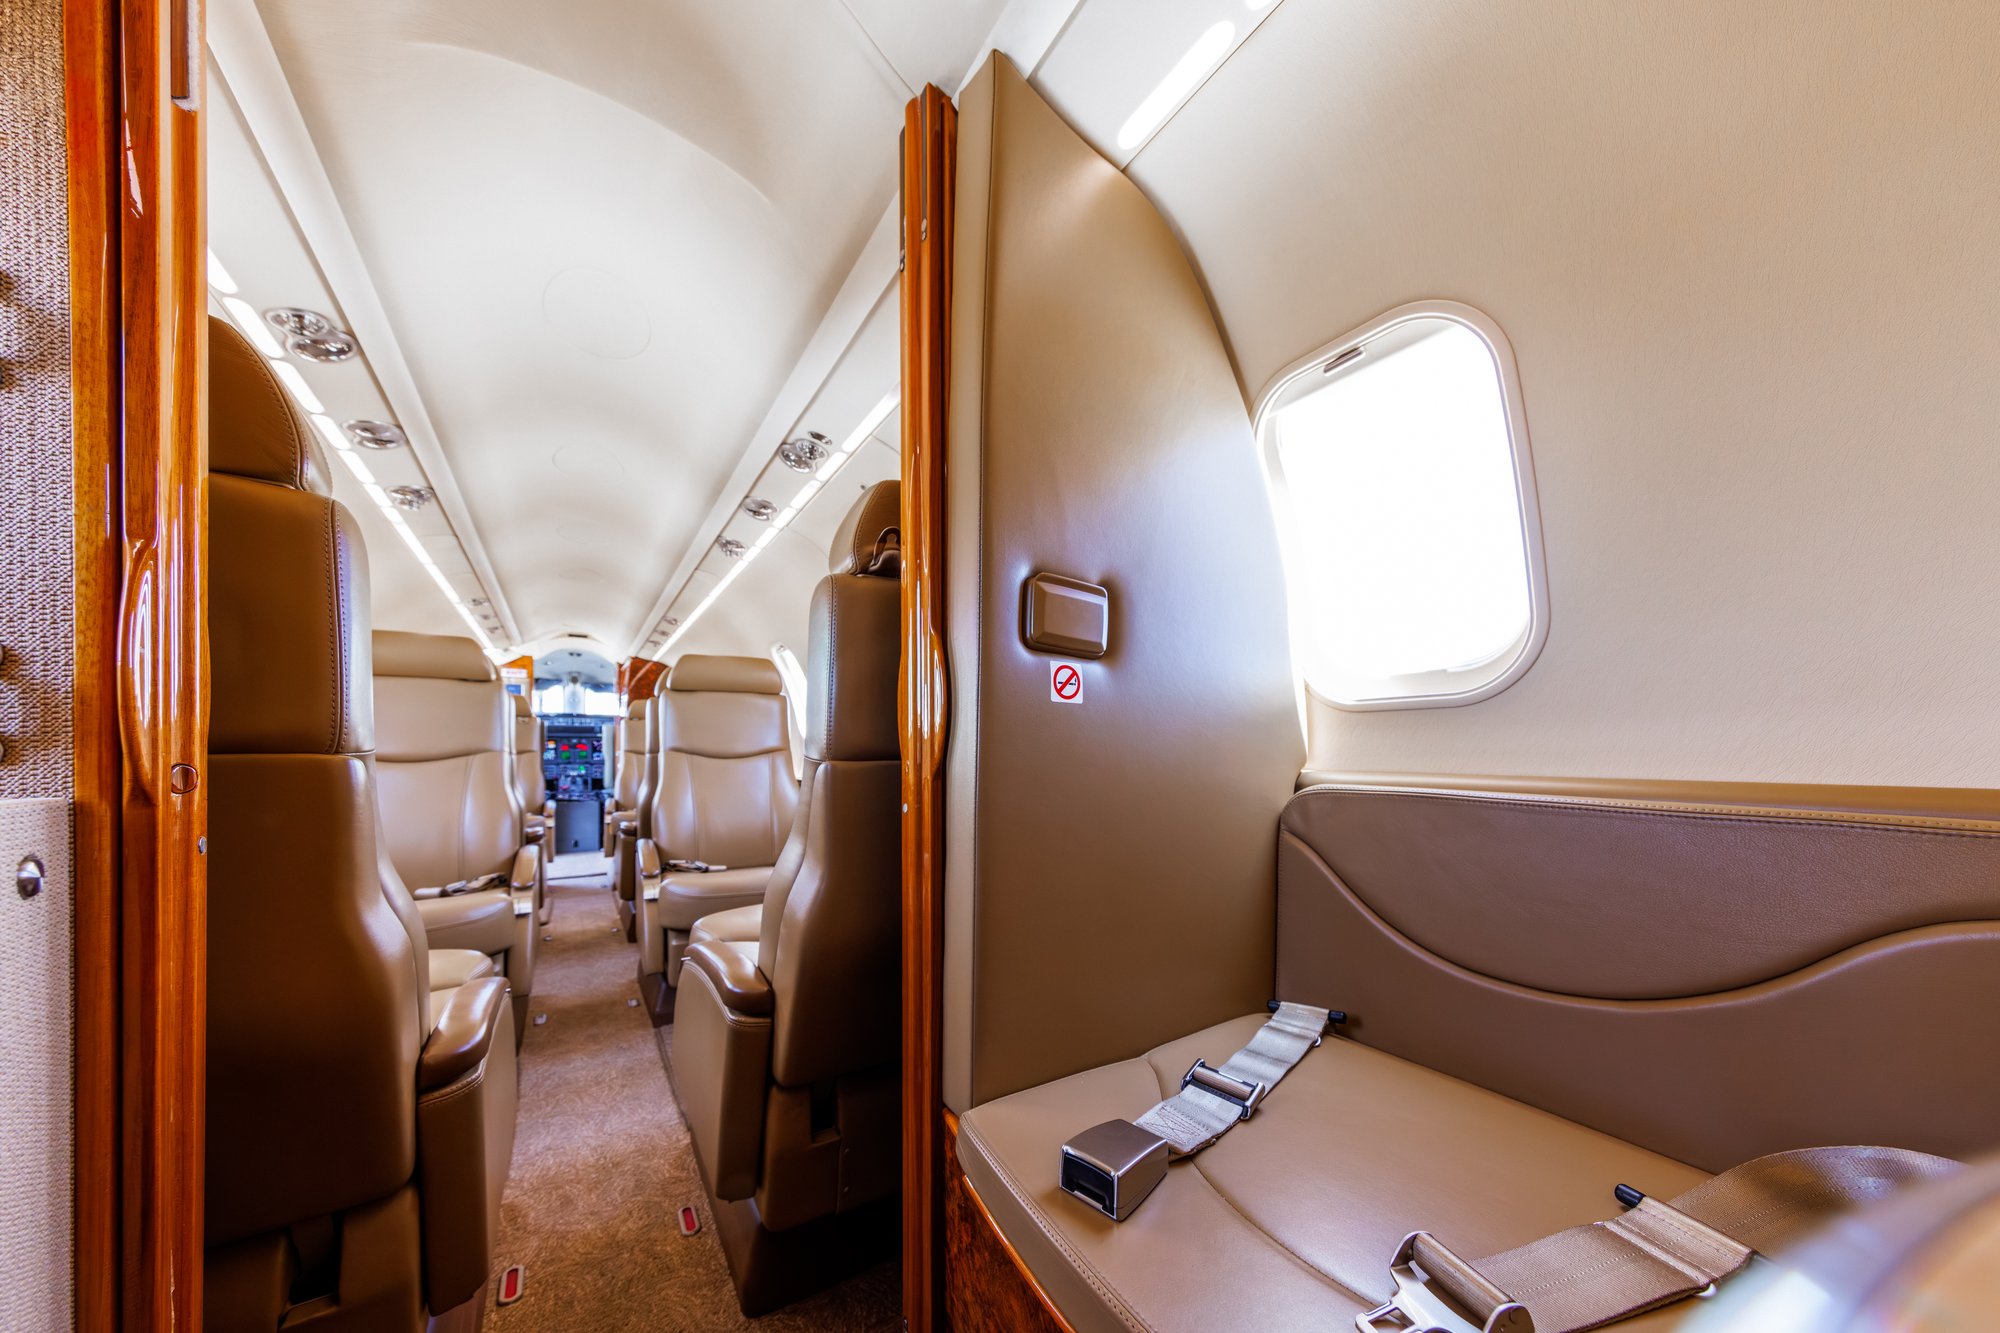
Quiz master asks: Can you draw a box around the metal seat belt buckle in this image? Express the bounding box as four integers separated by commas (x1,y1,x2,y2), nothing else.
1359,1232,1534,1333
1181,1059,1265,1120
1058,1120,1170,1222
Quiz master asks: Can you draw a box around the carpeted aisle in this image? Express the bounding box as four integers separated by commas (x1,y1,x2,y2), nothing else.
484,853,898,1331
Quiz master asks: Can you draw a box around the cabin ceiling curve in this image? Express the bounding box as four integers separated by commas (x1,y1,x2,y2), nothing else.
220,0,1006,655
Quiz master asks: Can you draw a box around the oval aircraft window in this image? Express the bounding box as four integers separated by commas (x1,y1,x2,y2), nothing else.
1257,302,1548,709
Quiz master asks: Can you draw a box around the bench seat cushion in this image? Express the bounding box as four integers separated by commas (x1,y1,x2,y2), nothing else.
956,1014,1711,1333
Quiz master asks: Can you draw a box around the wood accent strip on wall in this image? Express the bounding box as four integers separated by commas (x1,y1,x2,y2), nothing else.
942,1111,1075,1333
70,0,210,1326
64,1,121,1323
899,82,956,1333
619,655,666,703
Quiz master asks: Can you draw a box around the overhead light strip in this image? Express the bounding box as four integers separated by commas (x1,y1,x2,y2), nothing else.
657,389,901,657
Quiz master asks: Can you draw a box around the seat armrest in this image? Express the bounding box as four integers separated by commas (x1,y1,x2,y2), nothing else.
618,817,640,838
420,976,510,1091
637,837,661,885
523,822,546,845
509,843,540,891
685,940,773,1016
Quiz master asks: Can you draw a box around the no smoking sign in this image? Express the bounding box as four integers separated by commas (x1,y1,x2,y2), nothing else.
1049,661,1084,705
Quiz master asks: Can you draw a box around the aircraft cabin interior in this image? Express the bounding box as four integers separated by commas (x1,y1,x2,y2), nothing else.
8,2,2000,1331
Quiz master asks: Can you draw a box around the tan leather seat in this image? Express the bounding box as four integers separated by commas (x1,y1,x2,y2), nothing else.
957,1020,1708,1333
634,655,799,987
204,316,518,1329
512,692,550,838
510,694,553,925
374,630,540,1034
672,482,902,1312
609,689,662,930
602,695,648,855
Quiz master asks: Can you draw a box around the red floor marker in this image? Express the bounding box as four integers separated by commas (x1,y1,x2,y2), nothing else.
678,1205,700,1237
497,1264,526,1306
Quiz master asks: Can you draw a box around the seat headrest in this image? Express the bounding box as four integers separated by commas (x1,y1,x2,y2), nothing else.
371,630,496,681
829,480,902,576
668,655,783,696
512,692,533,717
208,316,332,496
626,695,649,721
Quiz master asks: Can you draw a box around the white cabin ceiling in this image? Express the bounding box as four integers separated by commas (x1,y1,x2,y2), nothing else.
231,0,1005,653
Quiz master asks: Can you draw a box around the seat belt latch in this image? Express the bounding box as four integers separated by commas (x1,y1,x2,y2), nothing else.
1181,1059,1265,1120
1359,1232,1534,1333
1058,1120,1170,1222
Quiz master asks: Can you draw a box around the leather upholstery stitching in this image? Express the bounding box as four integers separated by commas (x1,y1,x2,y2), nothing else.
1184,1159,1377,1309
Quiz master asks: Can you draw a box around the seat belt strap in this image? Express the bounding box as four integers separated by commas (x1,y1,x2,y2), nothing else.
1136,1001,1334,1155
1059,1002,1338,1221
410,872,506,901
1360,1145,1960,1333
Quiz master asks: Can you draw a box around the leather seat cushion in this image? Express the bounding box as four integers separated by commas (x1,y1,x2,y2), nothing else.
689,904,762,951
955,1014,1711,1333
416,891,514,957
658,867,774,931
429,949,499,991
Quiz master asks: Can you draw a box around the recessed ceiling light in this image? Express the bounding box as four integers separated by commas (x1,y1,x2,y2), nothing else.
265,307,336,338
743,498,777,521
289,331,359,363
344,420,407,450
778,432,832,473
386,485,434,510
718,538,747,559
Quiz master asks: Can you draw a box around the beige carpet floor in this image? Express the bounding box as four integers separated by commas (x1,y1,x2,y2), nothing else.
483,853,899,1331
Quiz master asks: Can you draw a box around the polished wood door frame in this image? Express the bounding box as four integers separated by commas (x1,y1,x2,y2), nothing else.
899,83,955,1333
67,0,209,1327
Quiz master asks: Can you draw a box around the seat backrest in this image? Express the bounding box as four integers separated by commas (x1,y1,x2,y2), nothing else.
205,316,422,1247
635,686,662,837
761,482,903,1086
650,655,797,868
373,630,520,888
611,696,647,810
511,692,542,817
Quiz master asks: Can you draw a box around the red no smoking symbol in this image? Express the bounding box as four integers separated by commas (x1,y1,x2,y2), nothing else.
1051,664,1082,701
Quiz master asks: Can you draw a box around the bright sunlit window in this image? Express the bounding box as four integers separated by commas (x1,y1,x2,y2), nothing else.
771,644,808,778
1259,305,1545,708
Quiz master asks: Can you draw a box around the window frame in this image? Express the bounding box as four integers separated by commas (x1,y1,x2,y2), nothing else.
1253,300,1550,711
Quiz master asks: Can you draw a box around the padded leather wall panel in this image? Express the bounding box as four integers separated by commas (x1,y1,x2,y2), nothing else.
943,55,1301,1108
207,755,421,1244
1277,784,2000,1172
1286,786,2000,999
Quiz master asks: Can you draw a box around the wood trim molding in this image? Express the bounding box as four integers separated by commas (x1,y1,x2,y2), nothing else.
899,83,956,1333
619,655,666,703
942,1111,1075,1333
65,3,121,1325
67,0,209,1326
